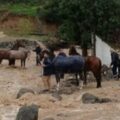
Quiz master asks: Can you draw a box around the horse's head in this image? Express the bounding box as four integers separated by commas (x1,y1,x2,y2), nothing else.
11,40,25,50
40,49,50,61
69,45,79,55
40,49,55,61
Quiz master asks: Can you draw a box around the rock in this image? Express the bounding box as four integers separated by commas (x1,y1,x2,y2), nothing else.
43,117,55,120
57,113,68,117
82,93,100,104
52,92,62,101
17,88,35,99
59,87,73,95
16,104,39,120
39,89,50,94
82,93,111,104
100,98,112,103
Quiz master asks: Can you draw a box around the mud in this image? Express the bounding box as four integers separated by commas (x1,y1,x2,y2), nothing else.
0,38,119,120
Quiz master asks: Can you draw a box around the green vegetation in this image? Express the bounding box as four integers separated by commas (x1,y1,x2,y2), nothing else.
0,0,45,16
9,4,39,16
0,0,120,45
38,0,120,47
0,3,39,16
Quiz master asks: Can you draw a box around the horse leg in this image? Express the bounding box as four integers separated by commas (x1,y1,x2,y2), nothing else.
0,59,2,64
60,73,64,79
9,59,15,66
55,73,60,91
75,73,79,86
83,69,87,85
23,59,26,68
93,72,102,88
79,72,84,89
9,59,11,66
12,59,15,65
21,60,23,68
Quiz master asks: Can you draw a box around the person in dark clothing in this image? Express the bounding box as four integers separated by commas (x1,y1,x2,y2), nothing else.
33,45,42,66
42,51,54,91
118,56,120,78
110,49,119,77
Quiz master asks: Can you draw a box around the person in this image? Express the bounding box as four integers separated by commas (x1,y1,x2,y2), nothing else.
110,49,119,78
33,45,42,66
41,51,54,91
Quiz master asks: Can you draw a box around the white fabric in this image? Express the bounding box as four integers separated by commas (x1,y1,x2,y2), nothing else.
95,36,111,67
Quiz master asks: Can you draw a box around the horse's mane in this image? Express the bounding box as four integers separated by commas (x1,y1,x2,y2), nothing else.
58,52,67,57
11,40,25,50
69,46,80,55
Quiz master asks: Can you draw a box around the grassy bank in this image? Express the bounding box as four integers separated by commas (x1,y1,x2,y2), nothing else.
0,3,39,16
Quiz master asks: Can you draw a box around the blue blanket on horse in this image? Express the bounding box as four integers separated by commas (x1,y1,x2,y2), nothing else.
53,55,85,73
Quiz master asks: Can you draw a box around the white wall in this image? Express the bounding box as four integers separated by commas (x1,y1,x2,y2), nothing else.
96,36,111,66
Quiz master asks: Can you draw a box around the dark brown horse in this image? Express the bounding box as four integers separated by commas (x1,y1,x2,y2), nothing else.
84,56,102,88
0,50,10,63
0,50,14,65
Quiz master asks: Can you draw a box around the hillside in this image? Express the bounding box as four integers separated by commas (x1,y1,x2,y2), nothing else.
0,3,58,37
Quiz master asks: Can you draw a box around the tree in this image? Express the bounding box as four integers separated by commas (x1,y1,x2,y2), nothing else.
38,0,120,55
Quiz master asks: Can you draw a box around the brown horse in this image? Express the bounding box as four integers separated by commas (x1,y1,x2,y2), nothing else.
84,56,102,88
10,40,25,65
0,50,10,63
0,50,15,65
9,48,30,68
0,41,25,66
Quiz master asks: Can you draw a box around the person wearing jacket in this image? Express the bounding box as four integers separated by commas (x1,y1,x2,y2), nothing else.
42,51,54,91
33,45,42,66
110,49,119,78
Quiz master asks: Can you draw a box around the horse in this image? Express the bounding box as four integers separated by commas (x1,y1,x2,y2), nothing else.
0,49,15,65
84,56,102,88
9,48,30,68
0,50,10,64
53,54,85,91
68,46,102,88
10,40,25,65
40,49,85,91
0,40,25,66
